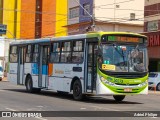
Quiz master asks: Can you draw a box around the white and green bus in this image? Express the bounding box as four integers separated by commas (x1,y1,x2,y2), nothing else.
8,32,148,101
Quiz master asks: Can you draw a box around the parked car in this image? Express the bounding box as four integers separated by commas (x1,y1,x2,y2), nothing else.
0,66,4,81
148,72,160,91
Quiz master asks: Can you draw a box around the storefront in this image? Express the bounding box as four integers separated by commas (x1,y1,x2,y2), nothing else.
144,31,160,72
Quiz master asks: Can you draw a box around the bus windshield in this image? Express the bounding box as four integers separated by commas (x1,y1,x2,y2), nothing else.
98,43,148,72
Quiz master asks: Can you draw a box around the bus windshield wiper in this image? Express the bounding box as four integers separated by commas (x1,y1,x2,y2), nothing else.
113,44,125,60
113,44,126,70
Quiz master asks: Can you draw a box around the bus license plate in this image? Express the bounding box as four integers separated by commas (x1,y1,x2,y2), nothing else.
124,88,132,92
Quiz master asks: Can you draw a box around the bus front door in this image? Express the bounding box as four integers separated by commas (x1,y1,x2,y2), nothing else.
38,45,49,88
17,47,25,85
85,42,98,93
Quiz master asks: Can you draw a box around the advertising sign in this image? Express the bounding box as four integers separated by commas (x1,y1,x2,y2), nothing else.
0,24,7,34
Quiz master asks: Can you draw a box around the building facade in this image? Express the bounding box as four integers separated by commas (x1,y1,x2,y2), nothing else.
0,0,3,24
1,0,67,39
67,0,144,35
144,0,160,72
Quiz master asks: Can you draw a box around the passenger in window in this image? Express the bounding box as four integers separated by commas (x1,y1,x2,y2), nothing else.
72,56,82,63
67,55,72,63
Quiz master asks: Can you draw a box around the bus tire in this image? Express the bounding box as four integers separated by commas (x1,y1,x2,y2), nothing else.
73,80,83,100
26,76,34,93
25,76,41,93
34,88,41,93
156,83,160,91
113,95,125,102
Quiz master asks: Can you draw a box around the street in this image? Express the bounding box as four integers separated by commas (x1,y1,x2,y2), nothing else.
0,81,160,120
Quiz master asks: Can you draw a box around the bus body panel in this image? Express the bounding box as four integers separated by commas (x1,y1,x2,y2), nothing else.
48,63,84,92
96,74,148,95
9,63,18,84
32,76,39,88
24,63,32,75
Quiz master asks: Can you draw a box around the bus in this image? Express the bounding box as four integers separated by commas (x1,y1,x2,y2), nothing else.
8,32,148,101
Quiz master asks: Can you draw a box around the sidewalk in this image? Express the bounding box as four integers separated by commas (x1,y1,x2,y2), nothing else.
1,77,8,82
148,90,160,94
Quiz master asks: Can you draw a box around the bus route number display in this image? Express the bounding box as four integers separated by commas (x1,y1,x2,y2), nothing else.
107,35,143,43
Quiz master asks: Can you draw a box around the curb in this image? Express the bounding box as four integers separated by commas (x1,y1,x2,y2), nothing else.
0,77,9,82
0,80,9,82
148,90,160,94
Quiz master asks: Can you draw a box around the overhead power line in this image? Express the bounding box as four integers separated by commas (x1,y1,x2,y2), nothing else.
74,0,95,31
95,0,135,8
0,8,67,16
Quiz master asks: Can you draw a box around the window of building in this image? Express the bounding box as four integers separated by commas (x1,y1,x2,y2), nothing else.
9,46,18,63
26,45,32,62
83,3,90,16
147,21,158,32
69,6,79,19
130,13,135,20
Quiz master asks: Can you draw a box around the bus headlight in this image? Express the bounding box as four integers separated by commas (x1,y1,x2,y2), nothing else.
138,81,147,87
100,76,115,86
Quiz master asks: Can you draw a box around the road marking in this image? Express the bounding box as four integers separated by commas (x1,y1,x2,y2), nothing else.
0,90,5,92
150,117,158,119
90,105,120,111
35,117,48,120
36,106,44,108
5,108,17,111
8,84,23,87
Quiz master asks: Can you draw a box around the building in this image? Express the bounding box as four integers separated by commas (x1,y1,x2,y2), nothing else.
0,0,67,39
144,0,160,72
0,37,10,72
67,0,144,35
0,0,3,24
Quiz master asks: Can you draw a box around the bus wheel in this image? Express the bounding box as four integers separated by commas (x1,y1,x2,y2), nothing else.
113,95,125,102
26,76,33,93
26,76,41,93
73,80,83,100
156,83,160,91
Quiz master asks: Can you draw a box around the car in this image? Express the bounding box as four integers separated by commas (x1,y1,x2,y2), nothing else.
148,72,160,91
0,66,4,81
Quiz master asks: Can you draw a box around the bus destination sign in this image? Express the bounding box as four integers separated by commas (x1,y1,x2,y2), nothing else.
107,35,143,43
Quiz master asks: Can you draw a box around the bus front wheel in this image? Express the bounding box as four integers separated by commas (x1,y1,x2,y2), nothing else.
73,80,83,100
113,95,125,102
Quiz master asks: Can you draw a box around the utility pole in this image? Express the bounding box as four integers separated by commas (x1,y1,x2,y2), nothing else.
114,0,116,31
74,0,95,32
92,0,95,31
13,0,18,39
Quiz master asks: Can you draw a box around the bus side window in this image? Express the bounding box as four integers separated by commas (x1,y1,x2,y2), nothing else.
50,42,60,63
9,46,18,63
60,41,71,63
25,45,32,63
72,40,83,63
33,44,39,63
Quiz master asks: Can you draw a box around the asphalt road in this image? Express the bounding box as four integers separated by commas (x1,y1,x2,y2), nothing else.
0,81,160,120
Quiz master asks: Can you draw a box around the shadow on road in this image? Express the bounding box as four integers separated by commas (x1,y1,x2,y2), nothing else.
3,88,143,105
